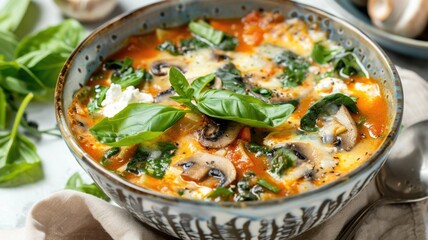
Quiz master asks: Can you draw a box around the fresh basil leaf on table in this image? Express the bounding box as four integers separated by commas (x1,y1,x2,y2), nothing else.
0,61,46,96
126,142,177,179
90,103,189,147
0,93,43,187
0,30,18,61
0,0,30,32
300,93,359,132
0,87,5,129
274,50,310,88
65,172,110,201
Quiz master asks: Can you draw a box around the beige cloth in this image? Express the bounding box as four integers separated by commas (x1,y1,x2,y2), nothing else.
2,67,428,240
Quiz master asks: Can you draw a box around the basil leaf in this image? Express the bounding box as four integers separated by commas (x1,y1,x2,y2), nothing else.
169,67,192,98
87,85,108,114
180,38,209,52
215,63,246,94
196,90,295,128
15,19,85,58
0,30,18,61
300,93,358,132
0,61,46,96
0,87,5,129
0,93,43,187
90,103,188,147
65,172,110,201
189,20,224,45
157,41,181,56
190,73,215,97
0,0,30,32
126,142,176,179
334,51,369,78
274,51,310,88
251,86,273,98
16,50,68,89
311,42,342,64
257,178,280,193
107,58,152,88
189,20,238,51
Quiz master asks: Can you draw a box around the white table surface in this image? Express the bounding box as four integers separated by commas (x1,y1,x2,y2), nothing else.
0,0,427,232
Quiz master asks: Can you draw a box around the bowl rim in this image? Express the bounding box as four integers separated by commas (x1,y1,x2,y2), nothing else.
55,0,403,208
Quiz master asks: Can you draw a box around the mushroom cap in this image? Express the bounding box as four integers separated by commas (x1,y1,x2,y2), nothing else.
150,59,186,76
198,118,242,149
334,105,358,151
175,152,237,187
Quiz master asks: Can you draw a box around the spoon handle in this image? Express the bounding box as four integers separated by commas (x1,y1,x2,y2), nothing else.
336,198,386,240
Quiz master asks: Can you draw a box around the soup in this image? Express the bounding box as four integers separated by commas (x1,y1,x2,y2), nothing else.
68,11,388,201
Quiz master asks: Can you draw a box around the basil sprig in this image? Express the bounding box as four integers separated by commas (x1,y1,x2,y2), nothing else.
300,93,358,132
169,68,295,128
90,103,188,147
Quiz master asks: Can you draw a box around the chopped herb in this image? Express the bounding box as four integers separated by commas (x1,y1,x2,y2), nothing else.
126,142,177,179
334,51,369,78
207,187,234,200
251,86,273,98
157,41,181,56
311,42,342,64
257,178,280,193
215,63,246,94
356,116,368,126
189,20,238,51
180,38,209,52
65,172,110,201
235,171,263,201
87,85,108,114
100,147,120,166
274,51,310,88
177,189,185,196
105,57,152,88
269,147,297,177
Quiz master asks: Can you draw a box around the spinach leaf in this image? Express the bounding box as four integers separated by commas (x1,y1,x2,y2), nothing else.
189,20,224,46
311,42,342,64
0,93,43,187
0,0,30,32
246,142,273,157
90,103,188,147
257,178,280,193
251,86,273,98
269,147,297,177
0,87,5,129
334,51,369,78
157,41,181,56
300,93,358,132
236,171,263,201
0,61,46,96
126,142,177,179
196,90,295,128
87,85,108,114
207,187,234,200
189,20,238,51
0,30,18,61
100,147,120,166
15,19,85,58
274,51,310,88
106,57,152,88
65,172,110,201
180,38,209,52
215,63,246,94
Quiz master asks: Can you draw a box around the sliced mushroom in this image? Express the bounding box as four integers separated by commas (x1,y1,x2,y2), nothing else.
175,152,237,187
320,105,358,151
150,59,186,76
154,87,176,103
198,118,242,148
211,50,231,62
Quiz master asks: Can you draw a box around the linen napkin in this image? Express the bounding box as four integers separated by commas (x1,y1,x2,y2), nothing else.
1,67,428,240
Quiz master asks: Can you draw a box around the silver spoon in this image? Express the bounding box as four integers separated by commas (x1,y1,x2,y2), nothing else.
337,120,428,240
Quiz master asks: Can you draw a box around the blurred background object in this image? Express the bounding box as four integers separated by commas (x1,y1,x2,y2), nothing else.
54,0,117,22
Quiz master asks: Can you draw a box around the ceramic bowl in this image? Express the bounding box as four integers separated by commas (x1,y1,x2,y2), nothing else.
55,0,403,239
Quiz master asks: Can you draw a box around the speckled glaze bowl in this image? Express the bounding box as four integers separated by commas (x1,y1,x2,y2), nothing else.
55,0,403,239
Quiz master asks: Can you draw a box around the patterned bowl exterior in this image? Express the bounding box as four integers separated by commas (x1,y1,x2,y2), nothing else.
55,0,403,239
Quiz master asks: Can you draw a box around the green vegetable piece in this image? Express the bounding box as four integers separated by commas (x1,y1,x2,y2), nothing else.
15,19,85,58
0,93,43,187
257,178,280,193
0,30,18,61
207,187,234,200
196,90,295,128
0,0,30,32
311,42,342,64
300,93,358,132
251,86,273,98
90,103,188,147
0,61,46,96
87,85,108,114
157,41,181,56
246,142,273,157
106,58,152,88
180,38,209,52
65,172,110,201
0,87,5,129
215,63,246,94
190,73,215,97
126,142,177,179
100,147,120,166
334,51,369,78
274,51,310,88
269,147,297,177
169,67,192,98
189,20,224,46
